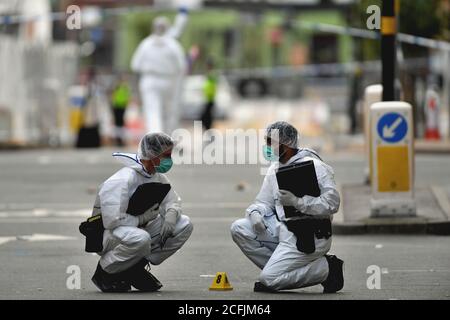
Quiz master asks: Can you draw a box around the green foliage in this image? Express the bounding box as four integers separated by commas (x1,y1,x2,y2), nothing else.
353,0,445,60
398,0,441,38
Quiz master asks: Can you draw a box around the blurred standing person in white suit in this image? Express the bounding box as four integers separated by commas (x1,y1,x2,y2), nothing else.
131,8,189,134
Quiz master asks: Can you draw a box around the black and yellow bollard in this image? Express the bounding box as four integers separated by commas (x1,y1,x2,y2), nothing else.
381,0,398,102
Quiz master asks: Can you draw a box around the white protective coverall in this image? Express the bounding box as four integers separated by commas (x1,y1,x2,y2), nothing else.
230,149,340,290
92,152,193,274
131,12,188,134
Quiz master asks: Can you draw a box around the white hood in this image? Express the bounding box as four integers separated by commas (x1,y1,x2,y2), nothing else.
282,148,323,167
112,152,153,178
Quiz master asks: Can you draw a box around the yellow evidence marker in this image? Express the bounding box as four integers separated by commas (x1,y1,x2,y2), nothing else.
209,272,233,291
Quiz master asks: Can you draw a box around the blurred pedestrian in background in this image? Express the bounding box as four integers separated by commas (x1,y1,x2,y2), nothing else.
76,67,101,148
111,75,131,146
131,7,189,135
200,58,217,132
348,65,363,135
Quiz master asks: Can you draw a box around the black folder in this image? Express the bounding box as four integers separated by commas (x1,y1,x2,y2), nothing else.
126,183,171,216
276,160,321,218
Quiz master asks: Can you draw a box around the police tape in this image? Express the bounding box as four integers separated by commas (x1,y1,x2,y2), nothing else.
1,6,449,52
294,20,379,40
293,20,450,51
222,57,433,78
0,5,167,25
398,33,450,51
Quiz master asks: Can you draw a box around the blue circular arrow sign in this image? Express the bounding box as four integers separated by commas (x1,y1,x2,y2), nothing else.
377,113,408,143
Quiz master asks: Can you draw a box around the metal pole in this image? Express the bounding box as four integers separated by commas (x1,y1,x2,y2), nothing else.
381,0,397,101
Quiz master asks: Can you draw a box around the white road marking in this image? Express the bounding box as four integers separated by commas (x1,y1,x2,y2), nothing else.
0,218,85,223
375,244,383,249
0,234,76,246
0,237,16,246
16,234,77,242
0,203,89,210
388,269,450,273
0,202,249,219
0,210,91,218
192,217,241,222
0,202,220,210
86,156,101,164
183,202,249,209
32,209,50,216
37,156,51,165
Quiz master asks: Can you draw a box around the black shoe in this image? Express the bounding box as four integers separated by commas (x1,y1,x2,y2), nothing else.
125,258,163,292
321,255,344,294
254,281,278,293
91,263,131,293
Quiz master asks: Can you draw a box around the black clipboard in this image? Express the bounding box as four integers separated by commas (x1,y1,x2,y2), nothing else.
126,183,171,216
276,160,320,218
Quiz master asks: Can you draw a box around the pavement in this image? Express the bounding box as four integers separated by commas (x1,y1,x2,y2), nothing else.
415,139,450,153
333,184,450,235
1,147,450,299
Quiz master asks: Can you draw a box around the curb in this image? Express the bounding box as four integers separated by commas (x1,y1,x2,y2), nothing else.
333,220,450,235
337,183,450,235
414,140,450,154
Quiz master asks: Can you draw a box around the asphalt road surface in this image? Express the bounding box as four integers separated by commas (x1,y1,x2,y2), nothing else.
0,148,449,300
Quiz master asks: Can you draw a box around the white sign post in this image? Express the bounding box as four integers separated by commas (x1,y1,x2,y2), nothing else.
363,85,383,184
370,101,416,217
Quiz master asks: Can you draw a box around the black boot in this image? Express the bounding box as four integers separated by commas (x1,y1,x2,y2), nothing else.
253,281,278,293
321,255,344,294
91,263,131,293
124,258,162,292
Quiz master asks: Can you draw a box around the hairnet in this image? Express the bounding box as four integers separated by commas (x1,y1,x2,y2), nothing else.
152,16,170,35
265,121,299,148
137,132,175,160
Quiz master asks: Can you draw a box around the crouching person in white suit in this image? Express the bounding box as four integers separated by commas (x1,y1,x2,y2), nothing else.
91,132,193,292
231,121,344,293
